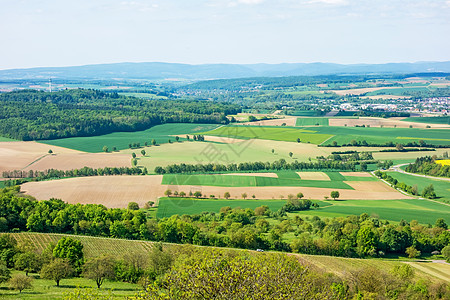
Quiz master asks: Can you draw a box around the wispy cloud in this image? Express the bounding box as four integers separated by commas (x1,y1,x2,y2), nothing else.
238,0,264,4
307,0,349,5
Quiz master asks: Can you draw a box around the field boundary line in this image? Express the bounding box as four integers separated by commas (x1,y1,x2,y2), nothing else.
319,135,335,145
20,154,50,171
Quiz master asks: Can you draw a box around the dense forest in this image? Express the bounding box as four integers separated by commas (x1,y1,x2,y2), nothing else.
0,89,241,140
0,187,448,259
405,156,450,178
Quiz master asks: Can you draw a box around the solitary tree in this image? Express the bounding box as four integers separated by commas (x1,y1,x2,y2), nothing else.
296,192,304,200
53,237,84,274
102,146,108,153
113,147,117,152
132,159,137,167
224,192,231,199
40,258,73,287
175,136,180,142
132,153,137,158
127,202,139,210
48,149,53,154
164,190,172,197
330,191,340,200
242,193,247,200
14,252,41,276
9,274,33,293
296,138,301,143
141,150,146,156
152,139,156,146
396,144,404,151
271,149,275,154
179,191,186,197
289,152,293,158
422,184,436,199
405,246,421,258
83,256,116,288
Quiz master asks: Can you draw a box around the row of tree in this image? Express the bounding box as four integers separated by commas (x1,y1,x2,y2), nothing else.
374,170,437,199
154,158,365,174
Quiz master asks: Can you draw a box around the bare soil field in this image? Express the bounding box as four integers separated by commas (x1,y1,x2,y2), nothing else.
340,172,373,177
359,95,410,100
296,172,330,180
330,86,407,96
22,175,410,208
328,117,450,128
0,141,79,174
239,117,297,127
22,176,165,208
23,152,131,171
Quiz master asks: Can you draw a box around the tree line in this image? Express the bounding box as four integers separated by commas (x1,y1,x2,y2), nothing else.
0,187,448,259
154,158,366,174
405,155,450,178
374,170,437,199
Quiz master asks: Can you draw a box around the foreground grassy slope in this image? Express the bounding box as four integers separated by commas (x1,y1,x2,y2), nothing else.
7,232,449,284
40,123,220,152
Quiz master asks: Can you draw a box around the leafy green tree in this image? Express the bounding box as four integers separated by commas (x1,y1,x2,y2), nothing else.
330,191,340,200
289,152,293,158
15,252,42,276
422,184,436,199
9,273,33,293
132,152,137,158
141,149,146,156
442,246,450,262
297,138,300,143
0,261,11,283
406,246,421,258
242,193,247,199
224,192,231,199
193,191,202,198
83,256,116,288
296,192,304,199
53,237,84,274
179,191,186,197
48,149,53,154
164,189,172,197
152,139,156,146
102,146,108,153
132,158,137,166
40,258,73,287
435,218,448,229
128,202,140,211
356,226,377,256
175,136,180,142
148,243,173,276
0,234,17,267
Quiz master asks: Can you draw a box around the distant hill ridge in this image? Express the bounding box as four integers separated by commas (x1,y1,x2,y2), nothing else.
1,61,450,80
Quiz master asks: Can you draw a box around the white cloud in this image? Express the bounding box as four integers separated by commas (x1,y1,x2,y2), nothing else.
238,0,264,4
307,0,349,5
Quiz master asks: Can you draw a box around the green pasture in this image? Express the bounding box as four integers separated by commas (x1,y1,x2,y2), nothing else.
365,87,431,96
0,270,140,299
0,136,17,142
310,127,450,146
385,171,450,203
295,118,329,126
201,125,333,144
39,123,220,153
157,197,330,218
161,171,376,189
402,116,450,125
291,198,450,224
285,110,326,117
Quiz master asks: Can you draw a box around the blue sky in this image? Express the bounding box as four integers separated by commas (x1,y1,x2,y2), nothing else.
1,0,449,69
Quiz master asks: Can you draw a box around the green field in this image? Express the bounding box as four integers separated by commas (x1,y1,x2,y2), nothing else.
365,86,431,96
402,116,450,125
310,126,450,146
295,118,329,126
202,125,450,146
39,123,220,152
201,126,333,144
285,110,326,117
0,136,17,142
162,172,358,189
157,197,330,218
385,171,450,203
291,198,450,224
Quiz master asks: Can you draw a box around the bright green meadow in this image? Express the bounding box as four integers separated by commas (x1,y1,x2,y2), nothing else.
39,123,220,152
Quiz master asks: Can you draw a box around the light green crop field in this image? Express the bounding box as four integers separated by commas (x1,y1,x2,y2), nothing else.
291,198,450,224
295,118,329,126
365,87,431,96
40,123,220,153
202,125,450,146
162,171,357,189
285,110,326,117
402,116,450,125
201,126,333,144
385,171,450,203
0,136,17,142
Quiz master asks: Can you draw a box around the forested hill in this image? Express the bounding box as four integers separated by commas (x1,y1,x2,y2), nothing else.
0,89,240,141
1,61,450,80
